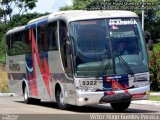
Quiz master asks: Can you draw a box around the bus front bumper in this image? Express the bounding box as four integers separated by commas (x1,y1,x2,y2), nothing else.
75,85,150,106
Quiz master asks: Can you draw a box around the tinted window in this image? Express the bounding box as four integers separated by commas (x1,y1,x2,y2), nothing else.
37,22,58,52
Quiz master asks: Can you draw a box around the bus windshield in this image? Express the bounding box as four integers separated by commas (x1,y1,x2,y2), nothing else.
69,18,149,77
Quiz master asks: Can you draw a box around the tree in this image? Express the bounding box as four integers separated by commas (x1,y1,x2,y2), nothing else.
0,0,37,22
60,0,160,40
8,12,49,27
0,12,49,64
59,0,95,10
59,6,74,11
0,0,38,64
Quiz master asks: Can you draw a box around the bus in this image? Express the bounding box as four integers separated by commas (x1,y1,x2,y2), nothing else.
6,10,150,111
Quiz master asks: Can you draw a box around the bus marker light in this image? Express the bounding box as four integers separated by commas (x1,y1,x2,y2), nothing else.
145,91,150,95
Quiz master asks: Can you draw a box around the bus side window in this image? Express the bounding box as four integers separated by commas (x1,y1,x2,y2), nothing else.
8,35,14,56
24,30,31,53
8,32,27,56
59,21,73,78
48,22,58,50
37,26,47,52
6,35,10,55
37,23,58,52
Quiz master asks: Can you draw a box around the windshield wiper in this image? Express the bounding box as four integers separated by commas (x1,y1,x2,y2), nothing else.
96,54,111,79
118,55,134,75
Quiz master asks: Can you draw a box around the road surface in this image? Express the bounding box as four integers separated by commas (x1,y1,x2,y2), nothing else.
0,96,160,120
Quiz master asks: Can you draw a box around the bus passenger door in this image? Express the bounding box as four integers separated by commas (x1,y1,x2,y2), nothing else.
59,21,76,105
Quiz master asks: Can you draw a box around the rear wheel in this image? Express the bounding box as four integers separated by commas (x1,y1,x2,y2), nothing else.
56,88,69,109
110,101,131,111
24,86,32,104
24,86,41,104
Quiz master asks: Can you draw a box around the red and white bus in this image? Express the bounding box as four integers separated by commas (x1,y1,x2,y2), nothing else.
6,10,150,111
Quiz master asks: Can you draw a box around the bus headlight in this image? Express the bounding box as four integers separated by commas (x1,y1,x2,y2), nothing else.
78,97,85,102
76,86,96,92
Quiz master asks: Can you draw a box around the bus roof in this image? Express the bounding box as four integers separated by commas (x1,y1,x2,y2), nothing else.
48,10,138,23
6,26,26,35
28,15,49,24
7,10,138,35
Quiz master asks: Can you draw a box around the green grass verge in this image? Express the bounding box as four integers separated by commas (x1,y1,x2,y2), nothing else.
149,96,160,101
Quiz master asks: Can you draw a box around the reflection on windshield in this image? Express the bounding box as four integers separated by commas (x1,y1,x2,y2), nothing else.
70,20,111,64
69,18,149,77
109,19,140,56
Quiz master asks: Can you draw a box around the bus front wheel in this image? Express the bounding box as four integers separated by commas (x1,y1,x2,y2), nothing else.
110,101,131,111
56,88,69,109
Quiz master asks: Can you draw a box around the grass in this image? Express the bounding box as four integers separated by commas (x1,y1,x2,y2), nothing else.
0,70,9,93
149,96,160,101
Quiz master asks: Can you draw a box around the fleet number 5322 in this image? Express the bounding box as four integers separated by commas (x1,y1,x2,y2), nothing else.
82,81,97,85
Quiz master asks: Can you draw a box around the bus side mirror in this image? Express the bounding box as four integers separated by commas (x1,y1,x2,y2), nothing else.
66,37,72,55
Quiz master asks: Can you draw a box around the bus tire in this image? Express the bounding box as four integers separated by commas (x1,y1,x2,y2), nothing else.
24,86,32,104
56,88,69,109
110,101,131,111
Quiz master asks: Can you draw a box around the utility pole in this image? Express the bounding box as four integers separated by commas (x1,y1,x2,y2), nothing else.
142,0,144,31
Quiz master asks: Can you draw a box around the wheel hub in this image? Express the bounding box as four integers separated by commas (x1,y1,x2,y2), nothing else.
60,91,65,105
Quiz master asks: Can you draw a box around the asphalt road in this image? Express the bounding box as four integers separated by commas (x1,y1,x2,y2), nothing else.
0,96,160,120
